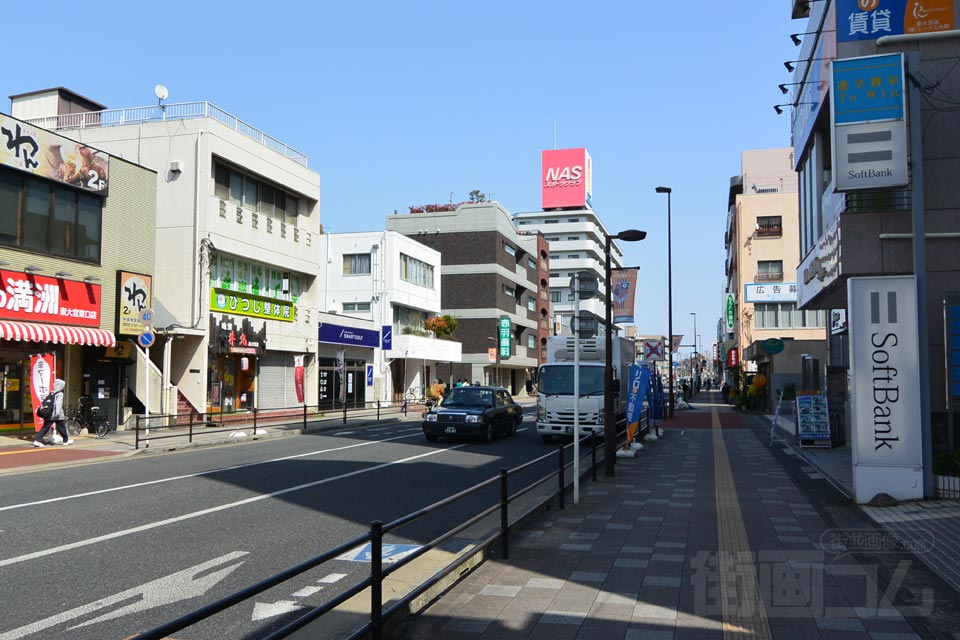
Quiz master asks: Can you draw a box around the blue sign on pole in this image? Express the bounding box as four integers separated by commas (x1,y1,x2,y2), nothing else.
381,326,392,351
366,365,374,386
833,54,904,125
318,322,380,348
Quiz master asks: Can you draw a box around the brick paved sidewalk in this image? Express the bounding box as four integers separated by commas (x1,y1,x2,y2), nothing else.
393,396,951,639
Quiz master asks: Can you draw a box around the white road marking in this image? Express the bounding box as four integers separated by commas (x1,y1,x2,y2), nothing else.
0,552,247,640
0,432,423,513
251,600,304,621
0,446,464,568
318,573,347,583
290,586,323,597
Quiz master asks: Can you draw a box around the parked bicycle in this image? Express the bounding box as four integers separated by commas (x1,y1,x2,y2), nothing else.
65,397,112,438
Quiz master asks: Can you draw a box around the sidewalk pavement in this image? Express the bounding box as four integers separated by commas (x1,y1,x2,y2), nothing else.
392,391,959,640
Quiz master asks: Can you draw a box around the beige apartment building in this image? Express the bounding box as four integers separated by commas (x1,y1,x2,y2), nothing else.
723,148,826,410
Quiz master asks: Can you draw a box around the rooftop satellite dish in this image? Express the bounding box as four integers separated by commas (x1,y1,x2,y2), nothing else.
154,84,169,101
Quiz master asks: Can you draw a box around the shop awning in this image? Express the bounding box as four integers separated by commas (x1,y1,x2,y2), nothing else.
0,321,116,347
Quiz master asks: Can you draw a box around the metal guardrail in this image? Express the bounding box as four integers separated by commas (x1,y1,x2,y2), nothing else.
133,401,419,450
24,102,308,166
129,408,653,640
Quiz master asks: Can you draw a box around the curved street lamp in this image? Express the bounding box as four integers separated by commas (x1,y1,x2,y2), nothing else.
604,228,647,477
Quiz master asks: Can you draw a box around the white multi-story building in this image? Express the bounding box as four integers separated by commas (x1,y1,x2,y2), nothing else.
318,231,461,402
12,88,324,415
513,208,625,334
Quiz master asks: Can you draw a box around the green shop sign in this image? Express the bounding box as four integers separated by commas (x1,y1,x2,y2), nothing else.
725,293,736,332
498,316,511,359
761,338,785,355
210,288,295,322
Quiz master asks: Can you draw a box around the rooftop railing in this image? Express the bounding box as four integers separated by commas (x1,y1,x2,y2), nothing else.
25,102,308,166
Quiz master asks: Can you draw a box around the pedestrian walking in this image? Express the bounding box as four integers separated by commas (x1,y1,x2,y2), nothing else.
721,381,730,404
33,378,73,447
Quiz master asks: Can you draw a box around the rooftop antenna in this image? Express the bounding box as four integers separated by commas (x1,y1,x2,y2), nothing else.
154,84,169,113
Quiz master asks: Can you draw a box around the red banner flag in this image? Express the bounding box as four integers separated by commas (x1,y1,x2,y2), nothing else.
611,268,638,324
29,353,56,431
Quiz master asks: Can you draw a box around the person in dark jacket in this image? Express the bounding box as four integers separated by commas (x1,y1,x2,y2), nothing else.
33,379,73,447
721,382,731,404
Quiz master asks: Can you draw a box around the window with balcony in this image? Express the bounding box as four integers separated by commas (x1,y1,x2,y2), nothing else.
343,253,371,275
756,216,782,237
550,291,562,302
566,236,579,241
0,169,102,262
400,253,434,287
756,260,783,282
214,161,299,224
567,254,580,259
567,218,580,222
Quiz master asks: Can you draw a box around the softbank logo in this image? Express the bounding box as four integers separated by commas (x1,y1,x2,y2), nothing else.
869,290,900,451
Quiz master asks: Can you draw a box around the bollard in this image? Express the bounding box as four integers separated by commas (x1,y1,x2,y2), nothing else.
499,469,509,559
343,400,347,425
144,413,150,449
557,445,565,510
302,404,307,431
253,407,258,431
135,415,140,450
377,401,380,421
370,520,383,640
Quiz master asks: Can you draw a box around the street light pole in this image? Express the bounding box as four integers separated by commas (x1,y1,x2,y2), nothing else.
604,229,647,478
655,186,674,418
690,312,697,393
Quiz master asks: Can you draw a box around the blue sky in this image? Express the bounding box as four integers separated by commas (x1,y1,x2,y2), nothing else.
6,1,805,351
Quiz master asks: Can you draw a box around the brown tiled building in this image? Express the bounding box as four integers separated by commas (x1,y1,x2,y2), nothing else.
386,202,548,396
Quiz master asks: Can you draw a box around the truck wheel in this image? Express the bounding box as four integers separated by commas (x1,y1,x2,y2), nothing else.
541,434,552,444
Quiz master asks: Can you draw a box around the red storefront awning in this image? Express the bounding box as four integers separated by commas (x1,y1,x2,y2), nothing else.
0,321,116,347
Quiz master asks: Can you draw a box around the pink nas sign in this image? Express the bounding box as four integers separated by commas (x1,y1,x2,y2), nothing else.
541,148,592,210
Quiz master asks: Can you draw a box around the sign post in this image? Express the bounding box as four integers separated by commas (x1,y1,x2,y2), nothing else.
138,308,155,447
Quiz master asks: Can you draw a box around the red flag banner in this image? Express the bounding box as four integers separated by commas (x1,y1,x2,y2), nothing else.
29,353,56,431
611,268,638,324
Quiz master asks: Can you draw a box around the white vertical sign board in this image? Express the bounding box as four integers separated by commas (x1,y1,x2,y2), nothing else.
848,276,924,503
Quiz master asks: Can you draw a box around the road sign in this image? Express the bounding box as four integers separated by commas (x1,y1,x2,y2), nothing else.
139,308,155,325
569,271,599,299
137,330,156,349
573,310,598,339
643,339,665,361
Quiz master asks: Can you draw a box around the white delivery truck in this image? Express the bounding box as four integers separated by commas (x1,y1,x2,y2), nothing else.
536,335,634,442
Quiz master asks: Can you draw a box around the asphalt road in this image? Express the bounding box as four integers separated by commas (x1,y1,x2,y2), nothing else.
0,406,564,640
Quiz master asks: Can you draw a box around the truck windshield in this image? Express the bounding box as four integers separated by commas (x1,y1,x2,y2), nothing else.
539,365,605,395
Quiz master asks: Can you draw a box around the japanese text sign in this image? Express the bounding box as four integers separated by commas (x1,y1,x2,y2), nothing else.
0,269,101,327
210,288,294,323
0,113,110,195
117,271,153,336
541,148,592,210
499,316,511,359
836,0,953,42
745,283,798,303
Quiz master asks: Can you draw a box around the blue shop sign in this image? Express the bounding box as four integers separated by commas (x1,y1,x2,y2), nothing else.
318,321,380,348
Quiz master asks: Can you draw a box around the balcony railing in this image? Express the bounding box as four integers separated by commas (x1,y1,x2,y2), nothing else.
755,226,783,238
25,102,308,166
755,271,784,282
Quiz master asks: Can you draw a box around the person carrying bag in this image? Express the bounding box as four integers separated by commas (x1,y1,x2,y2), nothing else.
33,379,73,447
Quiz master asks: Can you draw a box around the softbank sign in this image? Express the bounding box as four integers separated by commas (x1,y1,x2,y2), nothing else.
541,148,592,209
848,276,923,503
